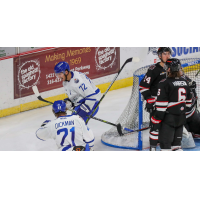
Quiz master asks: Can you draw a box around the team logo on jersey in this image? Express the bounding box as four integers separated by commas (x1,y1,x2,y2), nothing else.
160,72,166,75
159,78,166,83
74,78,79,83
149,65,156,70
180,107,184,111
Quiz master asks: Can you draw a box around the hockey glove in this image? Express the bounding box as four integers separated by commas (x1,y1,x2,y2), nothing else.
145,97,156,113
150,116,162,132
72,144,90,151
72,146,86,151
75,104,91,114
64,98,74,109
41,120,51,127
189,81,196,89
73,104,91,121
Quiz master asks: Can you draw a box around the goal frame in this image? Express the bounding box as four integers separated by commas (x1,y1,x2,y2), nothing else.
102,58,200,150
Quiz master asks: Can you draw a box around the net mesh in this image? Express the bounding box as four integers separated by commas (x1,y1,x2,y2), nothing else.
101,58,200,150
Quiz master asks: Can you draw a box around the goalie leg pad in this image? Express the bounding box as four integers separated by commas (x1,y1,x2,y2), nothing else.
186,111,200,135
181,131,196,148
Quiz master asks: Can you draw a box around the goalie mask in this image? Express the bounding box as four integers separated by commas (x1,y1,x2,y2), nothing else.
165,58,182,72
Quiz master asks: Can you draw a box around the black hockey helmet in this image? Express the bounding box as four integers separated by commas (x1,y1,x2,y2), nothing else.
165,58,181,72
157,47,172,55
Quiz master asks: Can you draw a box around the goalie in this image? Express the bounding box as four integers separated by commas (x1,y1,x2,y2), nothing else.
181,70,200,138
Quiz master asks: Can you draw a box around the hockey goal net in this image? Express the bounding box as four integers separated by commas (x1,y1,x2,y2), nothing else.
101,58,200,150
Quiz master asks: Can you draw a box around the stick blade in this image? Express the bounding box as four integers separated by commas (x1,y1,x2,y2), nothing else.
117,123,124,136
132,57,140,63
32,85,40,97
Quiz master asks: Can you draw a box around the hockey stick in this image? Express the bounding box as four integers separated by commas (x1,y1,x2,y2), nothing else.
86,57,139,124
32,86,54,105
123,126,150,135
91,117,150,135
195,69,200,77
91,117,134,135
32,86,133,136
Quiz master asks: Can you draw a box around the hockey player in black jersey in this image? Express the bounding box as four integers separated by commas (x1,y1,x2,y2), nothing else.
151,58,192,151
139,47,171,150
181,71,200,137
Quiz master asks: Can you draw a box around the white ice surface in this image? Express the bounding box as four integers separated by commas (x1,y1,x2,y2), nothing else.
0,86,149,151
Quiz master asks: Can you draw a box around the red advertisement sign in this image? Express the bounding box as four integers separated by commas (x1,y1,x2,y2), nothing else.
14,47,120,99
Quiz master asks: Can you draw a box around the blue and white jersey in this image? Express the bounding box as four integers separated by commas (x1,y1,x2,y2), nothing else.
36,115,95,151
63,71,101,110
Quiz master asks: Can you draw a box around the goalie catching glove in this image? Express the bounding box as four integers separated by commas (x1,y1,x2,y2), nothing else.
145,97,156,113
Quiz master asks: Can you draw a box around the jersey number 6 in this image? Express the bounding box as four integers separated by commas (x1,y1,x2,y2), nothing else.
178,88,186,101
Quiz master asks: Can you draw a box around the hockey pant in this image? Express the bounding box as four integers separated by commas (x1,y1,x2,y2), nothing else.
159,122,183,150
185,111,200,135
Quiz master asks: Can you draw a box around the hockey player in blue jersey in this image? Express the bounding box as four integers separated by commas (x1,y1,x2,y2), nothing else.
36,100,94,151
54,61,101,123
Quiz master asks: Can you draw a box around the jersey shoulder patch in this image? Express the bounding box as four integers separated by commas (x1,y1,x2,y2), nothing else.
148,65,156,70
159,78,167,83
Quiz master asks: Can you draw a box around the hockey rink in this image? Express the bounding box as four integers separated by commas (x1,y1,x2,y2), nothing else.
0,86,198,151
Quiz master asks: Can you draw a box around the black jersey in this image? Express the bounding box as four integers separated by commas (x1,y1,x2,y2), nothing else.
181,74,197,119
139,63,166,100
154,77,192,121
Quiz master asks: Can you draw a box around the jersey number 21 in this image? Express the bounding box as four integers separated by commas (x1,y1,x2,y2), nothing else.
57,127,75,146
